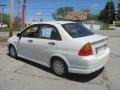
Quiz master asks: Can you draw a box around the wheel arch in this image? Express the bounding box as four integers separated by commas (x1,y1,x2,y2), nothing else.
50,54,70,69
8,43,17,52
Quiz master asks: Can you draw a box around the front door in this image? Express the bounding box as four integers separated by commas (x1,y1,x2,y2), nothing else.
17,24,39,60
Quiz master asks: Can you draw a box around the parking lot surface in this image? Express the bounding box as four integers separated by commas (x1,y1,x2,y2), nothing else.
0,30,120,90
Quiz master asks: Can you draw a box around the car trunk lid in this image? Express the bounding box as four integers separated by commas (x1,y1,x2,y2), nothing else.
76,34,108,56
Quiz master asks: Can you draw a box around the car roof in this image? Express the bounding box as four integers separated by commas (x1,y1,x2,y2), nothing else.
32,21,75,25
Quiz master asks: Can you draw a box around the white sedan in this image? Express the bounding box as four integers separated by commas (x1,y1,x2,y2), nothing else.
7,21,110,76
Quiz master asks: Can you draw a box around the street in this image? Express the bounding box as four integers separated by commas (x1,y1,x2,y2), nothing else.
0,30,120,90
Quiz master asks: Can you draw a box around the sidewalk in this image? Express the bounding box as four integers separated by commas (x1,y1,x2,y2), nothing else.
0,32,17,38
0,32,18,42
0,37,8,42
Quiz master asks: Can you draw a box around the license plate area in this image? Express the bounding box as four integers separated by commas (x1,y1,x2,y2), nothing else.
96,44,106,55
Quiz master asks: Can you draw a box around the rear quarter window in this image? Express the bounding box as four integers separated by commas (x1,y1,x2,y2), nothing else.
62,23,94,38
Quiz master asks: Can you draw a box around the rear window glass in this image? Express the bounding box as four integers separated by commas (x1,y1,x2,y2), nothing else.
62,23,94,38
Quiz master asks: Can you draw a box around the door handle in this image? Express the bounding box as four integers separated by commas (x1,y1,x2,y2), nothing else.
28,40,33,43
48,42,55,45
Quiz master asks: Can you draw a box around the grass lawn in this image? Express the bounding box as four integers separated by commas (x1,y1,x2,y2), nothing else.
0,27,21,32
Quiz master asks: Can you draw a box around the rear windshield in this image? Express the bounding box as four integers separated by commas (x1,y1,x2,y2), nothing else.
62,23,94,38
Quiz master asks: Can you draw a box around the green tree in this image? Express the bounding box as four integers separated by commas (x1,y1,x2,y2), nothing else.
0,13,9,25
13,16,21,31
53,7,74,20
90,13,99,20
99,0,115,24
0,13,21,29
117,1,120,20
14,16,21,28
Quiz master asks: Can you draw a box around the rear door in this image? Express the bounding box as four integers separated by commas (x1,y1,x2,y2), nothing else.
33,24,62,65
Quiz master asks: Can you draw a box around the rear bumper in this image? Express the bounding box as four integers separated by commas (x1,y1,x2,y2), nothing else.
68,48,110,74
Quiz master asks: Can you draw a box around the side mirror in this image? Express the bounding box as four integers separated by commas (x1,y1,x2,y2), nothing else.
17,33,22,39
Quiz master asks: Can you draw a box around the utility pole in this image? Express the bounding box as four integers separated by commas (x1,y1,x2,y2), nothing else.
0,4,7,23
21,0,26,29
17,0,21,17
9,0,14,37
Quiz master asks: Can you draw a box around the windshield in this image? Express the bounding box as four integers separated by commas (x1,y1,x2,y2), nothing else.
62,23,94,38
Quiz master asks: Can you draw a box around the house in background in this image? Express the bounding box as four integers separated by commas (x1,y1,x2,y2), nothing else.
64,12,100,30
64,12,88,21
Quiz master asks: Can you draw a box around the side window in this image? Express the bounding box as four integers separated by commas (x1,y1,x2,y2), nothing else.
38,25,61,40
22,25,38,38
41,27,52,39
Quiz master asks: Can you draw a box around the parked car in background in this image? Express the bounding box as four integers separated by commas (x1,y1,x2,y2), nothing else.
0,23,7,29
7,21,110,76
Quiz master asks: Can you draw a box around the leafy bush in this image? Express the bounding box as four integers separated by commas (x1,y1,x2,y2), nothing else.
0,27,21,32
115,24,120,27
100,22,109,30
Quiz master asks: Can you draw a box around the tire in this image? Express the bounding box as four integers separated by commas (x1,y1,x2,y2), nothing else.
51,58,68,77
9,45,17,59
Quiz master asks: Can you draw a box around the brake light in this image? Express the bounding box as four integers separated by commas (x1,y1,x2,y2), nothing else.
79,43,93,56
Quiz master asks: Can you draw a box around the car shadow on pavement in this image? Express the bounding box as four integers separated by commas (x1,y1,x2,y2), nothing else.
7,54,104,83
64,68,104,82
17,57,51,73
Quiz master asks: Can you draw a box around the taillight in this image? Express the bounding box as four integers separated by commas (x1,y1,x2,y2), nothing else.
79,43,93,56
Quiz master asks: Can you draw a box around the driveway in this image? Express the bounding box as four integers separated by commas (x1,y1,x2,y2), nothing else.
0,30,120,90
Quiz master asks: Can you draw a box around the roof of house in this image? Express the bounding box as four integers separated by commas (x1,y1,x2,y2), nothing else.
64,12,88,21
